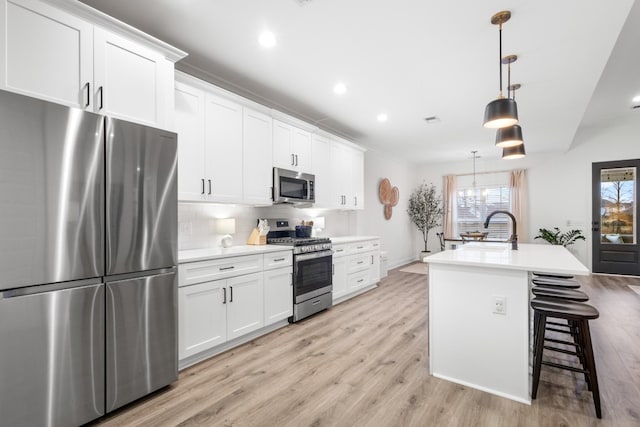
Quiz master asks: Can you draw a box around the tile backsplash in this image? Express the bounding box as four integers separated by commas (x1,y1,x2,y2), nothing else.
178,203,356,251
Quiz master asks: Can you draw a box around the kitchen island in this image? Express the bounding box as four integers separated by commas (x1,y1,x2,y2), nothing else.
425,242,589,404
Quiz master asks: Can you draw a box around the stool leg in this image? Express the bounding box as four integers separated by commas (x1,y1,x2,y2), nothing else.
531,312,547,399
572,320,591,391
580,320,602,419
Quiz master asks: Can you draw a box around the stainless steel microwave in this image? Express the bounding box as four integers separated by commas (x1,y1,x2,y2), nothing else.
273,167,315,204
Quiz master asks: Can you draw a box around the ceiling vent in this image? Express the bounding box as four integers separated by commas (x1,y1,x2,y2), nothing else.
294,0,313,5
424,116,441,124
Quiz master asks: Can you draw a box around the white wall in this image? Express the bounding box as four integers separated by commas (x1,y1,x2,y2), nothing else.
355,148,420,269
415,118,640,270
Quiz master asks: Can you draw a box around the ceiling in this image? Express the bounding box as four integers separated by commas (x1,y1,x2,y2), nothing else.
80,0,637,164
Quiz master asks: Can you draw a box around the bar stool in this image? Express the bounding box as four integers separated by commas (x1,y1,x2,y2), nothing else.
531,297,601,419
531,277,581,289
531,286,589,302
532,271,574,280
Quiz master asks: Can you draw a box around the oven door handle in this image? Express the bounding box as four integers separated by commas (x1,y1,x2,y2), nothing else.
295,249,333,262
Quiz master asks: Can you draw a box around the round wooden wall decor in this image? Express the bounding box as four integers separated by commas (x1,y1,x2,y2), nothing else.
379,178,399,220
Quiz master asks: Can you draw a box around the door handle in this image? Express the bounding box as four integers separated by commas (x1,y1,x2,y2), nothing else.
295,154,298,166
593,228,600,232
229,286,233,302
84,82,90,107
201,178,205,194
98,86,104,110
223,287,227,304
208,179,212,195
371,255,374,265
291,154,295,166
354,196,357,206
311,299,321,306
219,266,235,271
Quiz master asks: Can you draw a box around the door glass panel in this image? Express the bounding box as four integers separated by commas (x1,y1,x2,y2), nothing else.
600,167,636,244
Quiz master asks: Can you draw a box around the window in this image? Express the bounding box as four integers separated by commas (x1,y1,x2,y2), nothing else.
454,172,512,240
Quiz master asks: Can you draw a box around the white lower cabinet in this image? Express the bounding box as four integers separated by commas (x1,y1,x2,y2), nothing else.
179,279,227,359
332,239,381,304
178,250,292,365
226,272,264,340
263,267,293,325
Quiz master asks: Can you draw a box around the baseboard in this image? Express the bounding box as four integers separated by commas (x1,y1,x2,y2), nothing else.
388,256,418,270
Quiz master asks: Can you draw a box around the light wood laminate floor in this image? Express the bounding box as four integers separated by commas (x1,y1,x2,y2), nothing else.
94,265,640,426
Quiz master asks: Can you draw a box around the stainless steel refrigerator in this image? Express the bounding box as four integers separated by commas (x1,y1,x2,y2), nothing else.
0,90,178,426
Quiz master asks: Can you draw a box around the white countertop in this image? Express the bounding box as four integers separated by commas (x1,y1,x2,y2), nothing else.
425,242,589,276
179,245,292,263
329,235,380,244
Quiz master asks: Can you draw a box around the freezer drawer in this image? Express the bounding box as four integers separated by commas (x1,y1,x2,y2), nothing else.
0,282,105,426
106,270,178,412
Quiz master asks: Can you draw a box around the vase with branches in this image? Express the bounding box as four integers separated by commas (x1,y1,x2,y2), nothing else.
407,182,443,253
535,227,585,247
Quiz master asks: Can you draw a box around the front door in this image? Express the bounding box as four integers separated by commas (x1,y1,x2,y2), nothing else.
592,159,639,275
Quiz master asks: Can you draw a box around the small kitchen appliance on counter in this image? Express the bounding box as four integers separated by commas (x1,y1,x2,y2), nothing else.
265,219,333,322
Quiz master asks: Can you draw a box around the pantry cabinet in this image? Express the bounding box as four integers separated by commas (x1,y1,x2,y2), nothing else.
311,133,333,208
0,0,181,129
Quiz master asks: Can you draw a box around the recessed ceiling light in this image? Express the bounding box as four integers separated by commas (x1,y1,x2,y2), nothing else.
377,113,388,122
633,95,640,103
259,31,277,48
333,82,347,95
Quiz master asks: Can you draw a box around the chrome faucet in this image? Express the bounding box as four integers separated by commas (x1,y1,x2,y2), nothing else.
484,210,518,250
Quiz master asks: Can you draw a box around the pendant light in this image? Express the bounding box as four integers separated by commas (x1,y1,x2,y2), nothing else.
496,56,524,147
502,143,526,159
483,11,518,129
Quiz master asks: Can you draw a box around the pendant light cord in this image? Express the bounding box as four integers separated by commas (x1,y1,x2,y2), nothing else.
498,23,503,97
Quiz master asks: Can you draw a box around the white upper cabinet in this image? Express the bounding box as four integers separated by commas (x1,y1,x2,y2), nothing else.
93,28,173,128
175,81,207,201
0,0,93,109
243,108,273,205
204,93,244,203
0,0,184,129
330,142,365,210
273,119,311,173
351,149,365,209
311,133,333,208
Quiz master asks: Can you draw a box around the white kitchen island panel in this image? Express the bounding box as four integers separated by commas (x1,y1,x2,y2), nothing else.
429,263,530,404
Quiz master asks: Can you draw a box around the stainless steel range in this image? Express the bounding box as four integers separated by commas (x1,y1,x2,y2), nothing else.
266,219,333,322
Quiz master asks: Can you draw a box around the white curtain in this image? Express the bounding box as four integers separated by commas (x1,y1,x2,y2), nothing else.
442,175,457,238
510,169,528,242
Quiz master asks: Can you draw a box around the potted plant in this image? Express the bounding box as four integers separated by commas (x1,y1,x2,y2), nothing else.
407,182,443,260
534,227,585,247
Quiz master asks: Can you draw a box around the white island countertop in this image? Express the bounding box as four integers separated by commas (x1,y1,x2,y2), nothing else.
179,245,292,263
425,242,589,276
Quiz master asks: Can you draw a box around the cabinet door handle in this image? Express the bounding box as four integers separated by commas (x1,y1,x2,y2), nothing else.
230,286,233,302
201,178,205,194
274,258,285,262
208,179,212,195
354,196,357,206
84,82,90,107
223,287,227,304
357,279,364,283
371,255,374,265
291,154,295,166
98,86,104,110
357,261,364,265
219,266,235,271
295,154,298,166
357,246,364,249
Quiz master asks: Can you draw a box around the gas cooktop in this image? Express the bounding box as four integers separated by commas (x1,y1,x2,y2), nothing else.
267,237,331,246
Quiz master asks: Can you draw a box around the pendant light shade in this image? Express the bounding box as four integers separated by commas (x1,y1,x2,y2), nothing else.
495,124,524,147
483,11,518,129
484,98,518,129
502,143,526,159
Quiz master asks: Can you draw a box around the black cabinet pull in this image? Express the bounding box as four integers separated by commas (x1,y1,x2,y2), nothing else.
357,279,364,283
84,82,90,107
593,228,600,232
201,179,205,194
357,261,364,265
219,266,235,271
291,154,295,166
354,196,357,206
230,286,233,302
98,86,104,110
223,288,227,304
208,179,212,195
295,154,298,166
371,255,374,265
274,258,285,262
